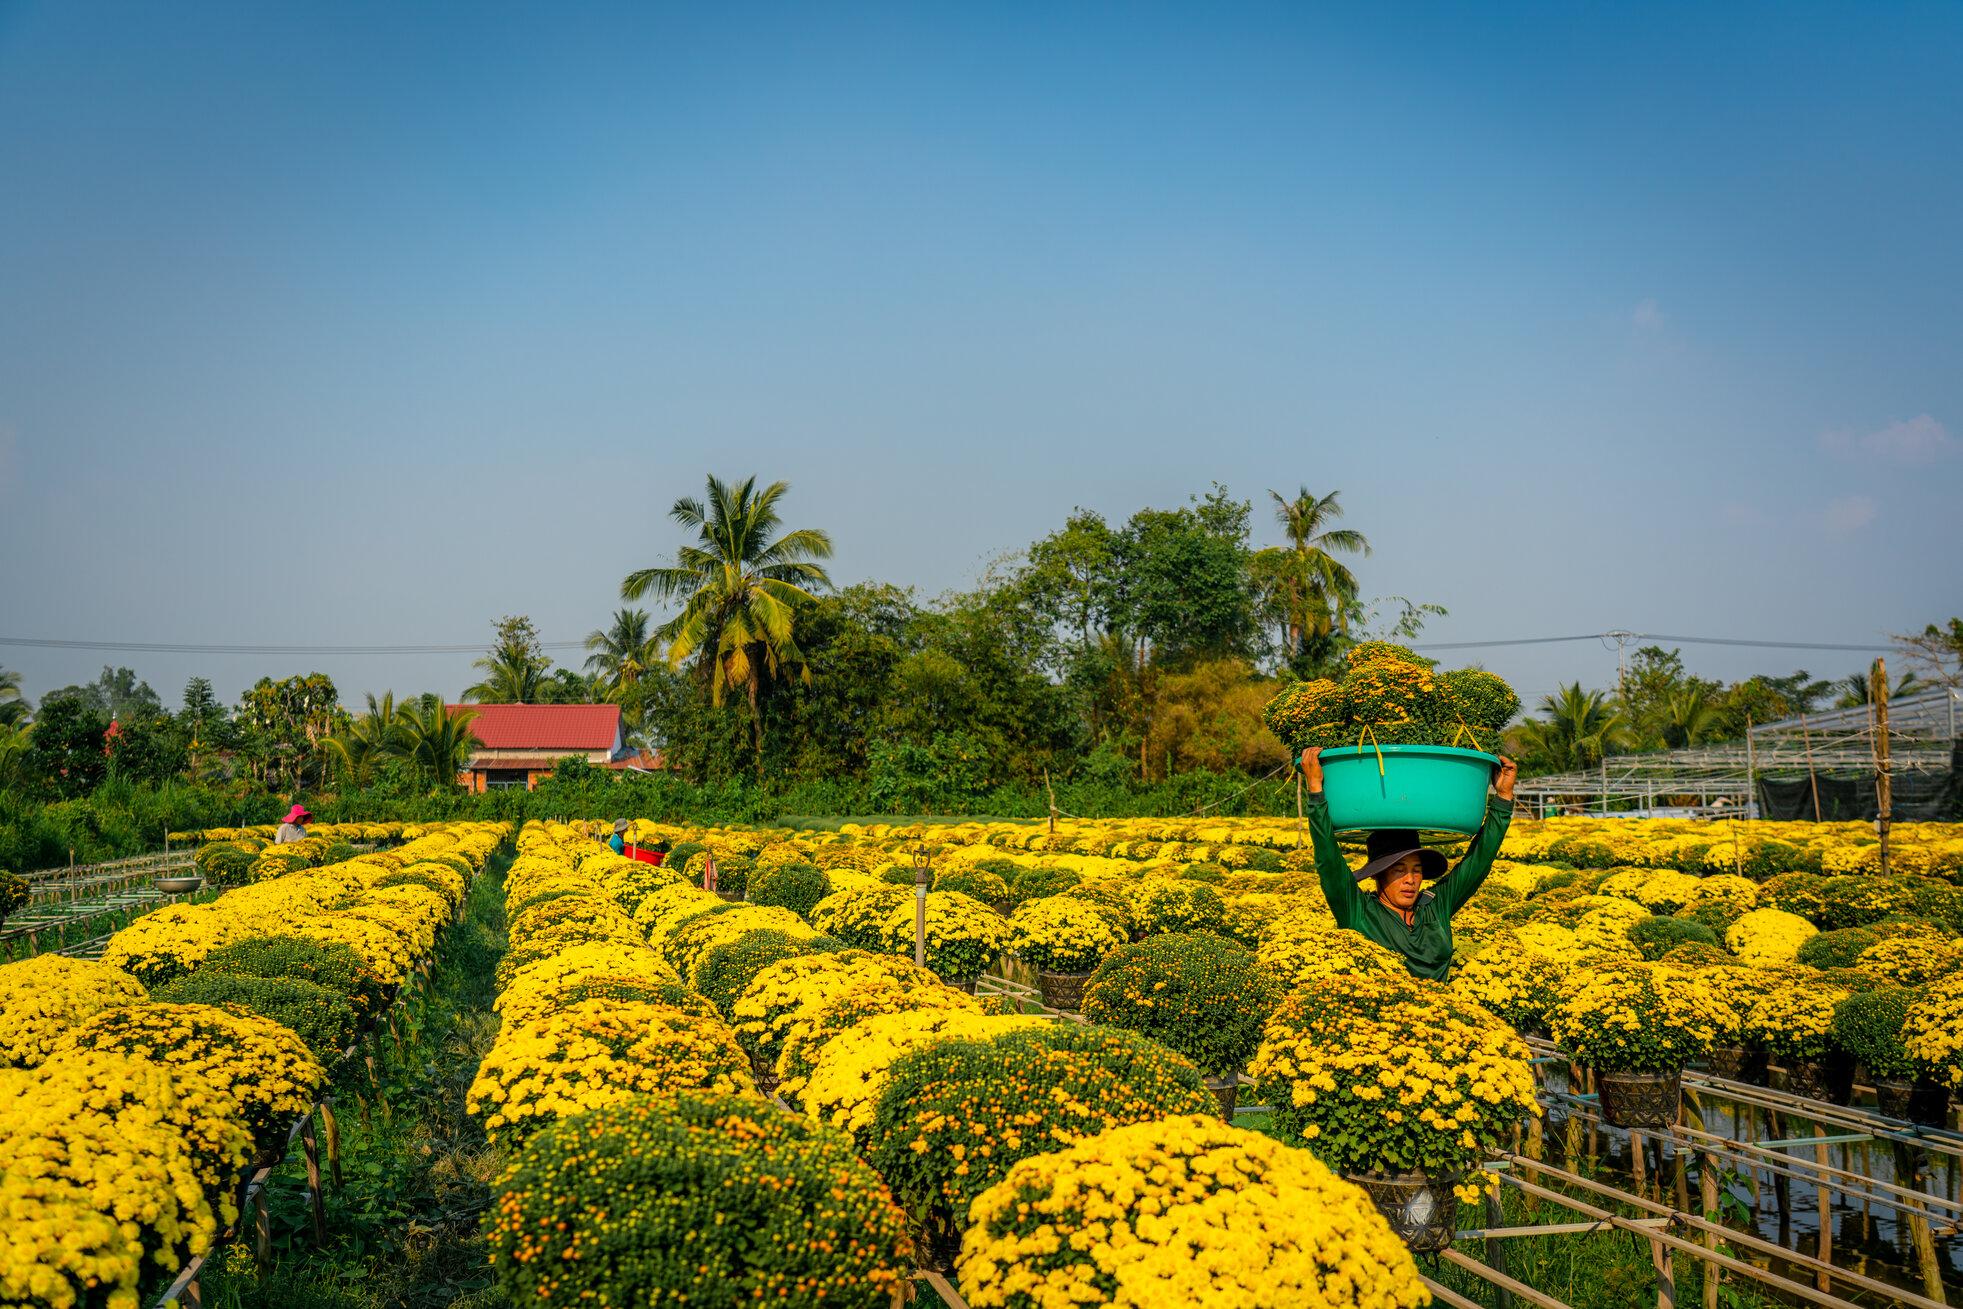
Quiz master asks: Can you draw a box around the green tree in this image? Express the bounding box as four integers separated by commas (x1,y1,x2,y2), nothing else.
1661,687,1719,748
1894,618,1963,692
0,666,27,729
237,673,343,789
21,693,111,797
1514,684,1630,774
1832,667,1922,709
46,666,163,722
1261,487,1371,656
622,475,834,781
464,616,552,704
584,609,655,701
324,692,410,788
398,697,482,788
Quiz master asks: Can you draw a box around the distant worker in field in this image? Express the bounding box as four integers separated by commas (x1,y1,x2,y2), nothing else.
1299,747,1517,980
608,818,630,856
275,803,311,844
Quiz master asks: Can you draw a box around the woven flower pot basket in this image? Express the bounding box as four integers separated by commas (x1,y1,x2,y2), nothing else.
1596,1069,1681,1129
1035,969,1092,1012
1705,1045,1767,1083
1875,1077,1951,1127
1783,1054,1855,1106
1203,1074,1239,1118
1345,1171,1462,1253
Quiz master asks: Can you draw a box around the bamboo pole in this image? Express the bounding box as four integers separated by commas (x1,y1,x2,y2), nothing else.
1800,713,1824,822
1873,659,1893,876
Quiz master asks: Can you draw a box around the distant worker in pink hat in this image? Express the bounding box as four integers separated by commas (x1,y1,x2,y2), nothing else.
275,803,312,844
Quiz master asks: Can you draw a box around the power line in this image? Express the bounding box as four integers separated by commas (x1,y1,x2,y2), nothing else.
0,629,1900,658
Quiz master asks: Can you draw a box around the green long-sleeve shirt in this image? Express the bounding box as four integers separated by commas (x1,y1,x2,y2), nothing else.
1306,790,1513,981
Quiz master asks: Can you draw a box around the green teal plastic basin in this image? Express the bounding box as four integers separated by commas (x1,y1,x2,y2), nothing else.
1314,744,1501,835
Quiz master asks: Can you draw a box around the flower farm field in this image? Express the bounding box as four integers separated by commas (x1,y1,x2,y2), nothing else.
5,813,1963,1308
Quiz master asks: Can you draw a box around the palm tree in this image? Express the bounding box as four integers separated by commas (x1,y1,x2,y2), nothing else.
324,692,410,788
398,698,481,788
1515,684,1630,773
464,646,547,704
622,475,833,780
1267,488,1371,654
0,666,27,729
1661,687,1718,749
584,608,656,698
1833,668,1923,709
0,720,31,790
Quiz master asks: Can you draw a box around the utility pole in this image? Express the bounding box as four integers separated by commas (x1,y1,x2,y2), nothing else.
1873,659,1892,876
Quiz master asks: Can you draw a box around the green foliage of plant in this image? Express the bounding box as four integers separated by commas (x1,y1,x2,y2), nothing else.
1796,927,1885,970
1629,916,1718,961
0,870,24,929
930,867,1010,906
1675,900,1746,934
1819,875,1922,930
1832,986,1921,1080
1434,668,1521,751
200,934,388,1016
1138,879,1227,936
749,862,832,917
865,1024,1213,1254
487,1091,911,1307
1005,863,1081,907
1082,933,1279,1074
155,970,360,1064
694,928,840,1020
196,842,260,886
666,841,707,873
1760,872,1828,921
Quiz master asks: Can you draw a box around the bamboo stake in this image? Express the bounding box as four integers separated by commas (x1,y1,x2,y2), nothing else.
1873,659,1893,876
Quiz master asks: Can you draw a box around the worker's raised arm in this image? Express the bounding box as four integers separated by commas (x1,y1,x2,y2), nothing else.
1439,757,1518,914
1301,748,1366,927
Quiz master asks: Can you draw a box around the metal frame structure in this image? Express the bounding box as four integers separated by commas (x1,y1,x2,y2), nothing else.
1514,689,1960,817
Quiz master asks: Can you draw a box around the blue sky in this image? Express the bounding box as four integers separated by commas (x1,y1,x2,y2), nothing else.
1,1,1958,710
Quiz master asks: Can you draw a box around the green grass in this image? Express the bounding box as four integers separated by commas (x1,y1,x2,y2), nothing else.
195,853,511,1309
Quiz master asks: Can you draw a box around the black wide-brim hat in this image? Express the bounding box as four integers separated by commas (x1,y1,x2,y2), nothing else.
1356,828,1449,884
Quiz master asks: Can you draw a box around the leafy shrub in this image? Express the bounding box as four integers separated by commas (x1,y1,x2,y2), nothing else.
878,863,918,886
1433,668,1520,754
1138,880,1227,936
1261,677,1343,752
865,1024,1213,1258
1796,927,1884,970
486,1092,913,1306
1005,897,1128,974
155,971,359,1064
1820,875,1920,929
0,870,25,928
1832,986,1921,1080
1675,900,1746,934
1629,915,1718,961
1084,933,1278,1074
1760,872,1829,922
695,929,843,1021
194,843,258,887
1006,864,1081,906
1251,971,1537,1198
199,934,388,1016
749,862,832,917
665,841,707,876
1552,961,1730,1072
932,867,1011,906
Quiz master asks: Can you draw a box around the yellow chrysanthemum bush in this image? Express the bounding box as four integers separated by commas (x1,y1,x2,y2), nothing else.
52,1003,327,1160
1741,975,1850,1063
867,890,1010,984
1854,934,1963,985
730,949,939,1077
1005,895,1128,974
957,1115,1428,1309
0,955,149,1068
801,1008,1045,1146
485,1091,913,1308
773,982,981,1109
659,903,816,984
1082,931,1281,1077
1454,933,1569,1032
808,884,911,950
466,998,757,1146
1258,918,1404,989
0,1053,252,1309
1724,907,1819,966
864,1023,1217,1264
1249,971,1539,1203
1549,962,1729,1073
1903,975,1963,1089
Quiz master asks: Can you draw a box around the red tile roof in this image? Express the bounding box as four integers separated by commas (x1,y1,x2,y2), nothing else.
446,703,621,751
